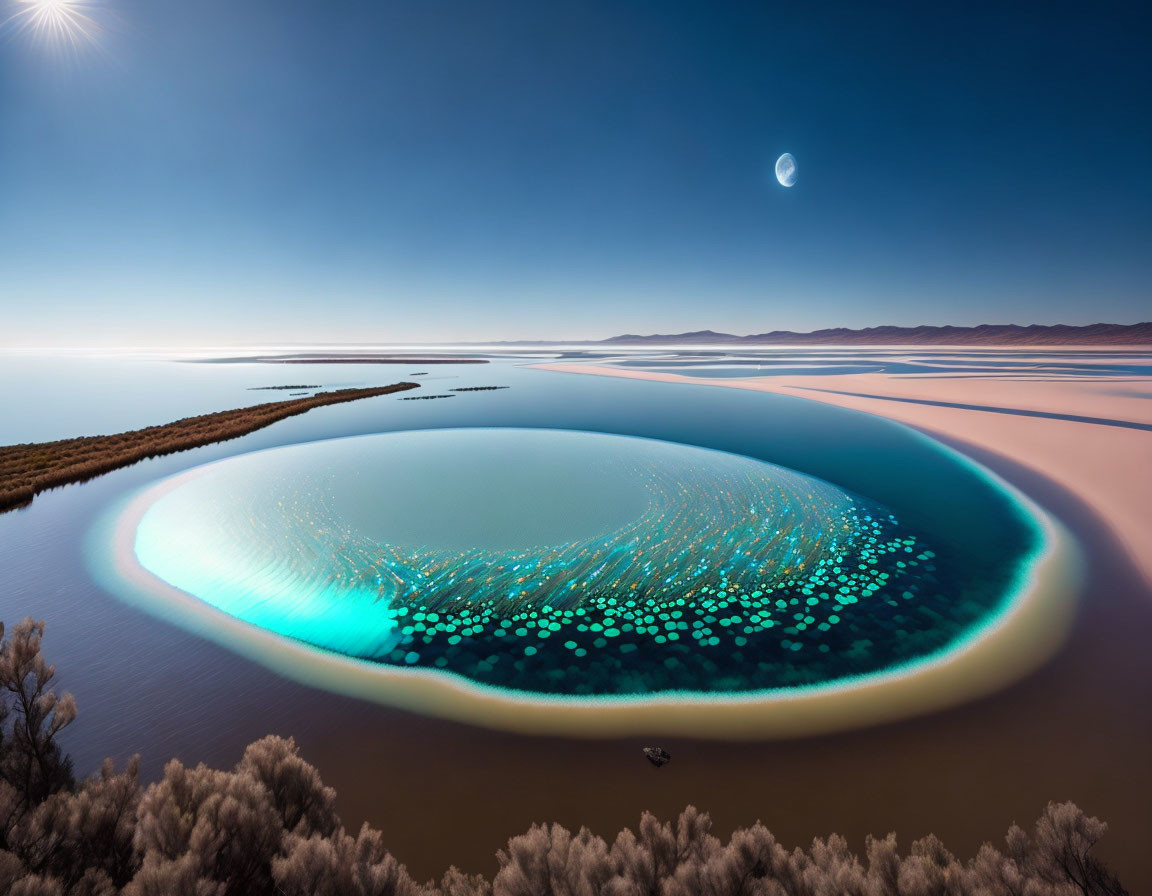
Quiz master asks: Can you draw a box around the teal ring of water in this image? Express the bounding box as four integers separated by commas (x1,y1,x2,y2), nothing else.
115,428,1051,699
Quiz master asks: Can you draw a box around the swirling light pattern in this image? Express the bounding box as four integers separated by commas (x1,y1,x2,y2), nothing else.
132,429,979,697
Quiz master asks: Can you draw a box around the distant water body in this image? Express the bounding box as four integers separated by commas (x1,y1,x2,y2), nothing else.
614,349,1152,379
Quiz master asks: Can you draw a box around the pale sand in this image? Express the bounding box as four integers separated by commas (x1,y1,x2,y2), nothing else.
536,361,1152,588
98,427,1076,740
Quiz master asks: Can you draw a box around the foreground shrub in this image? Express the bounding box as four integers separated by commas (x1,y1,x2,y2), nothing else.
0,620,1130,895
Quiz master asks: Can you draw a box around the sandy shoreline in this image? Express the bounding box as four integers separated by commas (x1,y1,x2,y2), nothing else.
536,362,1152,589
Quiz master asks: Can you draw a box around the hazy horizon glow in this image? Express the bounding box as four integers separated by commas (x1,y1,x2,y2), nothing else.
1,0,1148,347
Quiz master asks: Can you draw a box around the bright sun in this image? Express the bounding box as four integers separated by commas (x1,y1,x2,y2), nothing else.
7,0,101,50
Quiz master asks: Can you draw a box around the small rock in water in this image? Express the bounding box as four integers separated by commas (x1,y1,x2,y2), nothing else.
643,747,671,768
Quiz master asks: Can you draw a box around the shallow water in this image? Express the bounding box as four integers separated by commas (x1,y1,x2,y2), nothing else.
0,350,1046,752
4,348,1152,888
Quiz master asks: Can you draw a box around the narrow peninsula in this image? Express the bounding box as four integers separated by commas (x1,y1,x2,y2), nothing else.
0,383,419,513
201,355,489,365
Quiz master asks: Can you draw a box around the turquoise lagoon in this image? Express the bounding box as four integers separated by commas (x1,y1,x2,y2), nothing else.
129,427,1012,697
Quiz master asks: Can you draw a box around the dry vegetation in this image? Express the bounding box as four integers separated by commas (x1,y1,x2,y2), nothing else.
0,384,418,514
0,619,1129,896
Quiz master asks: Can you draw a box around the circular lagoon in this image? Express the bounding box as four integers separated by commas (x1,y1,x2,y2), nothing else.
117,428,1052,701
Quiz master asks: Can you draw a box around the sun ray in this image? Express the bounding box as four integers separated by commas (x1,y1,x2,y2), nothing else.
3,0,103,52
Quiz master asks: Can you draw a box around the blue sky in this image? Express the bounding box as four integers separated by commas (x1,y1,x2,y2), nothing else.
1,0,1148,346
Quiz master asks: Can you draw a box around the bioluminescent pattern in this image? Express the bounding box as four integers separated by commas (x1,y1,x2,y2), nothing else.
132,429,979,697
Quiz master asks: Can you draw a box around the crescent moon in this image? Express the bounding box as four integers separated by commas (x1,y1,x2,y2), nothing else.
775,153,797,188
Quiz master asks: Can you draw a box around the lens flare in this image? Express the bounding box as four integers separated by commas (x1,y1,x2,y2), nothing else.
4,0,102,51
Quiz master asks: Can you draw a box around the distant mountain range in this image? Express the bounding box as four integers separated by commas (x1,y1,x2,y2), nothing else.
597,322,1152,346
